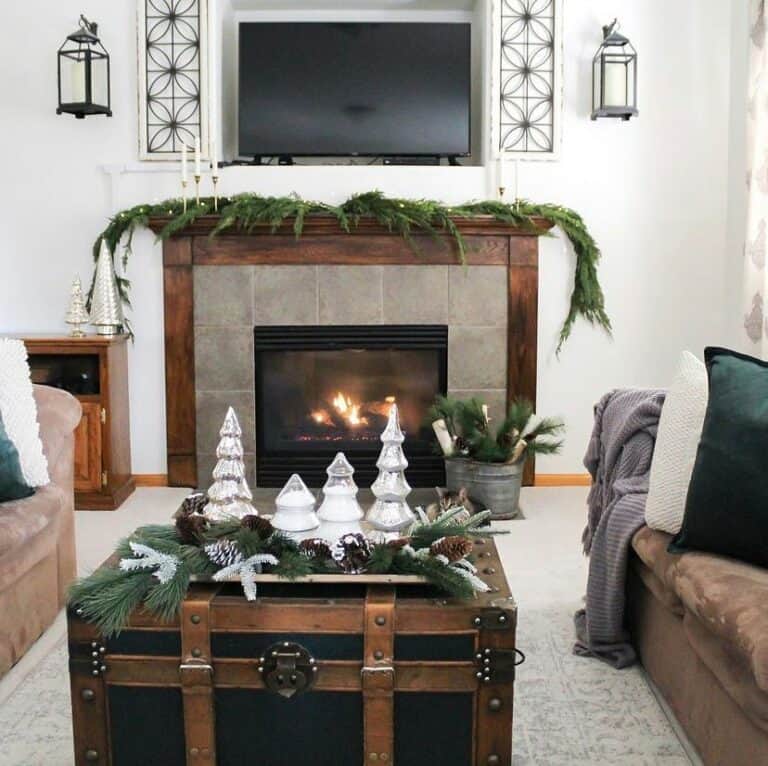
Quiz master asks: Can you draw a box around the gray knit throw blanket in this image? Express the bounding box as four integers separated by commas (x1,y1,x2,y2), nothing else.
574,388,666,668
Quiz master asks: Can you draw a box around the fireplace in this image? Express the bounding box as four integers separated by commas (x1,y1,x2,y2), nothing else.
254,325,448,487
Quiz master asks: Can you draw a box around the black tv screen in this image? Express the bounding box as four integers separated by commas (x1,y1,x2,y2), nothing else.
238,22,471,157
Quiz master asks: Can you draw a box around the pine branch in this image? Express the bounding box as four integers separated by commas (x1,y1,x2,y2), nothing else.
142,563,191,623
69,568,156,637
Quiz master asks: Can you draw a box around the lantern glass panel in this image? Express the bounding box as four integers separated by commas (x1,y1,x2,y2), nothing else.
603,55,629,107
60,54,87,104
90,56,109,107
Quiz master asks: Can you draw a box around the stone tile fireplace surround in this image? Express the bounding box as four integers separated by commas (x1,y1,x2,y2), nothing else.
152,216,546,489
194,263,509,488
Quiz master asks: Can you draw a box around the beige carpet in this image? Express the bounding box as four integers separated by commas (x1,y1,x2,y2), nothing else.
0,487,699,765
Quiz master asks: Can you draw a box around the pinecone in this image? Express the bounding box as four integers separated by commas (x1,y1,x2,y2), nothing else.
430,535,473,563
204,539,243,568
386,537,411,551
331,533,372,574
240,515,274,539
176,513,208,545
180,492,208,517
299,538,333,560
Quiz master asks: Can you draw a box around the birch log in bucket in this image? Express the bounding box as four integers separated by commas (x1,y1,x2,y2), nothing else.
444,458,523,520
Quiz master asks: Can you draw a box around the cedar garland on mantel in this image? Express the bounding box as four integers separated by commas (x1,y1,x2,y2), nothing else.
91,191,611,350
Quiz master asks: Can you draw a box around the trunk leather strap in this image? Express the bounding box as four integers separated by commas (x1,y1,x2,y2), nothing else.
180,585,219,764
363,586,397,764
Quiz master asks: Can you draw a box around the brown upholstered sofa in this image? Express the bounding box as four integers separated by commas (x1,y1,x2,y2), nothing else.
628,525,768,765
0,385,80,677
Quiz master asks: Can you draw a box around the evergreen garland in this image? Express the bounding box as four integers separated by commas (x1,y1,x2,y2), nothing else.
91,191,610,351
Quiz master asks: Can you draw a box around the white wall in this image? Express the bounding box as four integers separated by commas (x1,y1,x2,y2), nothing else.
0,0,743,476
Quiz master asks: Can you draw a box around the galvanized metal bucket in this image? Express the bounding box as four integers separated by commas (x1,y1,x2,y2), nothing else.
444,458,523,520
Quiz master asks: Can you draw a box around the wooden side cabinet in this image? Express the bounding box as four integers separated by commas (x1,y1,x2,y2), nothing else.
23,335,135,510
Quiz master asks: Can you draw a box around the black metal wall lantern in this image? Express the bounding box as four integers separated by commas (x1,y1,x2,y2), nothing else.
57,15,112,119
591,19,638,121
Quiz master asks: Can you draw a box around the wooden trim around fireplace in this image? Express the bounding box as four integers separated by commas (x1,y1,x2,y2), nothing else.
155,216,551,488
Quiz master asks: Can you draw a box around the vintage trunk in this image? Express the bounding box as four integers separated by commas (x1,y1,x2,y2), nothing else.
68,538,518,766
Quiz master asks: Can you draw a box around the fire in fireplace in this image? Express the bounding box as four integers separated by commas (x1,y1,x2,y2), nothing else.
253,326,448,487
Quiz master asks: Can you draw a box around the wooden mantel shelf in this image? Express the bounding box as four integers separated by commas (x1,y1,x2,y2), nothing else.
147,213,553,239
159,215,549,488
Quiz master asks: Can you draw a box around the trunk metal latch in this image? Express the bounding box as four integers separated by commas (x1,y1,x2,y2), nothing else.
258,641,318,698
475,647,526,683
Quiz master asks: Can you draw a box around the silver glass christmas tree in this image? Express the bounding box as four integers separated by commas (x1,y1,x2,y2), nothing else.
203,407,258,521
366,403,414,531
90,240,124,336
318,452,363,523
65,275,90,337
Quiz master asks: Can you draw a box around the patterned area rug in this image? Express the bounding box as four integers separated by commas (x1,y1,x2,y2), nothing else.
0,606,690,766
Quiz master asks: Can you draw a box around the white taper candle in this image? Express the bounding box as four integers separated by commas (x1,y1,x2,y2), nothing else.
181,143,188,183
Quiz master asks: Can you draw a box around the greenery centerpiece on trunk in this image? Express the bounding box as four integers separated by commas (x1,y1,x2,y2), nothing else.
429,396,565,519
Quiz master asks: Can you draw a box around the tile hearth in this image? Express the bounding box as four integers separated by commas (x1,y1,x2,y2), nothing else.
194,264,509,488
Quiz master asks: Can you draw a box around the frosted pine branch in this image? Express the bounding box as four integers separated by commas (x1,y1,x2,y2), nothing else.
213,553,280,601
119,541,180,584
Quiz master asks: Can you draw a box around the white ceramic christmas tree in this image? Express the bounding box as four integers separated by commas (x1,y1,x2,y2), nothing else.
65,275,90,337
203,407,258,521
272,473,319,532
318,452,363,523
366,403,414,531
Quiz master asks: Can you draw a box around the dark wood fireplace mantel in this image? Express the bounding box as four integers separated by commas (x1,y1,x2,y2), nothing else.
152,215,551,487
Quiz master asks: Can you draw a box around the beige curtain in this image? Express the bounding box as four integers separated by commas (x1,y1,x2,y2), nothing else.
745,1,768,351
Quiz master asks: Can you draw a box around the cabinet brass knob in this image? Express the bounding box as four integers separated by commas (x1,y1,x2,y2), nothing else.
81,688,96,702
84,750,99,762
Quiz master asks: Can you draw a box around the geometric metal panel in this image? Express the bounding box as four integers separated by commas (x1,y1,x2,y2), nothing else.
492,0,562,160
499,0,556,153
137,0,208,159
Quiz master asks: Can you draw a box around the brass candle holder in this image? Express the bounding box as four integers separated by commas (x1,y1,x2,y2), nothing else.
181,179,188,213
194,173,201,205
212,173,220,212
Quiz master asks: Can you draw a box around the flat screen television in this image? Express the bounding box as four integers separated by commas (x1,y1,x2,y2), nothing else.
238,22,471,158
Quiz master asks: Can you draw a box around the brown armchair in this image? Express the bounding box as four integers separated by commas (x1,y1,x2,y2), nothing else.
0,385,81,676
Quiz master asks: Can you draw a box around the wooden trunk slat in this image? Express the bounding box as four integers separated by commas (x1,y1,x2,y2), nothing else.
102,658,479,693
210,601,365,632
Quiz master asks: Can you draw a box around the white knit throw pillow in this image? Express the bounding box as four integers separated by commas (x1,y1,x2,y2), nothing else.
0,339,49,486
645,351,707,535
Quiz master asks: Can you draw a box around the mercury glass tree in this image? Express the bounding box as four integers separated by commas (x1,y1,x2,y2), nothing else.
366,404,414,531
203,407,257,521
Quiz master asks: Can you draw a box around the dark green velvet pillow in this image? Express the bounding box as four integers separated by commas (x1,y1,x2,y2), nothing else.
669,347,768,566
0,411,34,503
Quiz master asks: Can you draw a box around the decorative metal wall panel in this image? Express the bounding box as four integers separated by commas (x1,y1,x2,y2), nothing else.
496,0,560,157
137,0,208,159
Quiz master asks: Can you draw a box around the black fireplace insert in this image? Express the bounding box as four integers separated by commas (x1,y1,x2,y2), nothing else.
253,325,448,487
